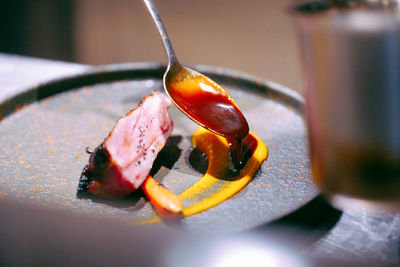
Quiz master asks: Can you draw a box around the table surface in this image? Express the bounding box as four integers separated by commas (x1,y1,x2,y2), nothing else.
0,53,399,266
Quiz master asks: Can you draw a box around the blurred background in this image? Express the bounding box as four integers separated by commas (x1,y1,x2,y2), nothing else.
1,0,301,92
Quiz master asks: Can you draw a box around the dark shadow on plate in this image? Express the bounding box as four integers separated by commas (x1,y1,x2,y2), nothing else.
186,147,209,175
77,189,146,210
251,195,342,249
150,135,182,176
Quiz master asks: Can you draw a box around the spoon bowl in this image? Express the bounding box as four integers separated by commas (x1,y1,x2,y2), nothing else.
164,62,249,140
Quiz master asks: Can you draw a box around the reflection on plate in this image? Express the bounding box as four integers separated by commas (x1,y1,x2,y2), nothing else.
0,64,318,232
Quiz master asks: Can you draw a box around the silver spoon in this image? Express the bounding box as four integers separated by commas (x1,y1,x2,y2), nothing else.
143,0,249,141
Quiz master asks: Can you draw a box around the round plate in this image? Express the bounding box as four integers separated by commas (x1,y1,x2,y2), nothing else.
0,63,318,232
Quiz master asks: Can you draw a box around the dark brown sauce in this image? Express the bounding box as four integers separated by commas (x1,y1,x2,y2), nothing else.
167,75,249,168
168,83,248,139
229,133,258,170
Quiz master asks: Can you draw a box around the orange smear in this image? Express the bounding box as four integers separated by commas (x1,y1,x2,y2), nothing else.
137,127,268,224
142,175,183,214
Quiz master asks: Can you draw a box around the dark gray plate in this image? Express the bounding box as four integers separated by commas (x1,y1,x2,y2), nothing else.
0,63,318,233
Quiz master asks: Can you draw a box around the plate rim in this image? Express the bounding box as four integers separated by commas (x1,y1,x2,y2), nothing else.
0,62,305,121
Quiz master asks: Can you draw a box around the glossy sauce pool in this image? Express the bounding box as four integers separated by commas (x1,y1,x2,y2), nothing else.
166,73,249,166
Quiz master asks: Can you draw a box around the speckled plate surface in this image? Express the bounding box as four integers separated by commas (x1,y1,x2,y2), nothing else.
0,63,318,232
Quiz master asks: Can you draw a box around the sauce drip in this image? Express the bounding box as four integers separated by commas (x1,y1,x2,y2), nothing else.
228,138,242,169
228,133,260,170
166,72,249,166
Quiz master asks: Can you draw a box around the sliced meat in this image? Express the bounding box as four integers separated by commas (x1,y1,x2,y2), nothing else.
78,91,174,198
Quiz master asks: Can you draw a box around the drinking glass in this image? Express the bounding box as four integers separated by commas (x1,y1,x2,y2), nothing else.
290,1,400,210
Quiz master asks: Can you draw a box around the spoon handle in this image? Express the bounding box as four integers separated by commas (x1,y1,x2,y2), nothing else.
143,0,178,65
